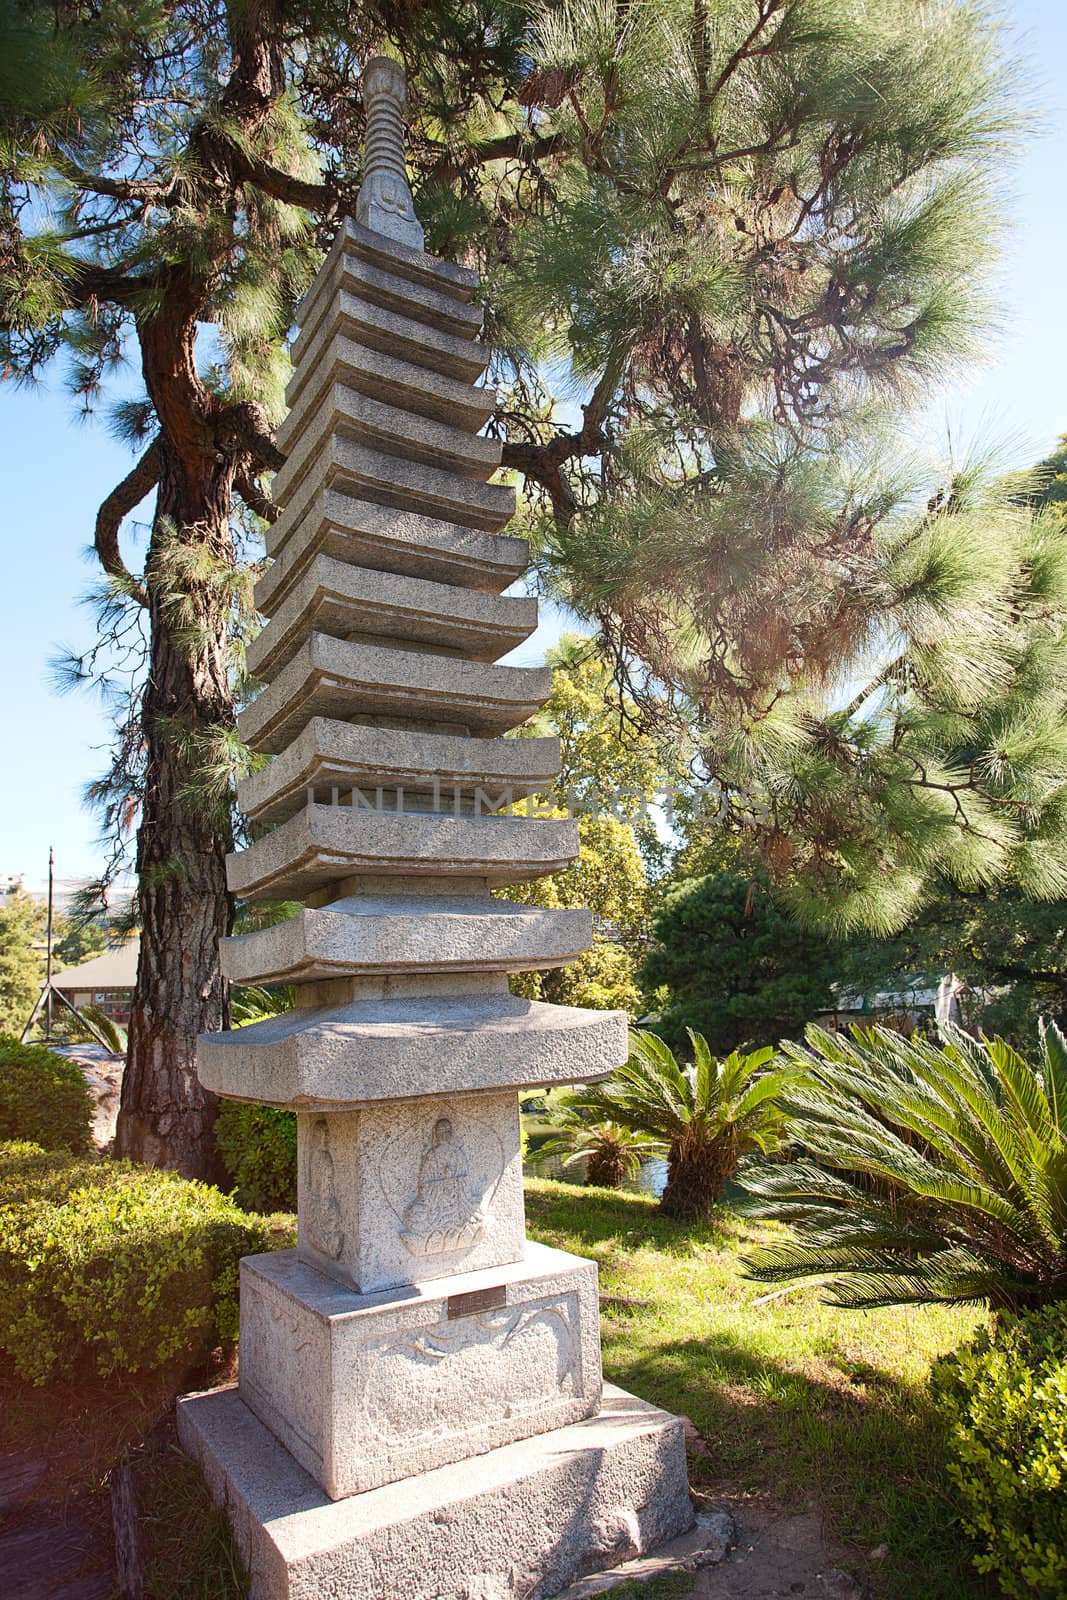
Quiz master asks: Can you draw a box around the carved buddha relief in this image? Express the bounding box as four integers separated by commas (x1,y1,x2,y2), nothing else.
400,1115,487,1257
306,1117,345,1260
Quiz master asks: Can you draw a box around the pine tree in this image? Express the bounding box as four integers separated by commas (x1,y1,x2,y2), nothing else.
642,871,837,1053
1,0,1033,1171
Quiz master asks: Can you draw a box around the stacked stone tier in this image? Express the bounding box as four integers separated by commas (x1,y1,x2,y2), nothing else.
239,635,550,751
197,984,626,1106
238,719,561,827
207,215,628,1107
245,557,538,678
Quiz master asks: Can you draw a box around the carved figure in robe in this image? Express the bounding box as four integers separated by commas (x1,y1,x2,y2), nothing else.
401,1116,485,1255
306,1117,344,1259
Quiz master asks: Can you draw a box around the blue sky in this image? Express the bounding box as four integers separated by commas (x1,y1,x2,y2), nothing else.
2,0,1066,892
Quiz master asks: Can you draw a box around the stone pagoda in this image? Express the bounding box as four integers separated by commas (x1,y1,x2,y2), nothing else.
178,56,692,1600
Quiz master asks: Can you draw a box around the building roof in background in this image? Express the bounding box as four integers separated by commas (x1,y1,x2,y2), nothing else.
51,937,140,992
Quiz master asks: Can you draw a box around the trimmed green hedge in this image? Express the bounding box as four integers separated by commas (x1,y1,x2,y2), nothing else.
215,1101,296,1212
934,1304,1067,1599
0,1141,270,1384
0,1035,93,1151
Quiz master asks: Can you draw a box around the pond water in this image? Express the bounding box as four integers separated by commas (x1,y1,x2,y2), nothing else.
525,1150,668,1197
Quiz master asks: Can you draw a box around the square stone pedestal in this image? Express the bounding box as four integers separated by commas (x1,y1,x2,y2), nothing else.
295,1090,525,1295
239,1242,602,1498
178,1382,694,1600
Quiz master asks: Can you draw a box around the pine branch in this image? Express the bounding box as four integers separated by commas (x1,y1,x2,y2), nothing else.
839,655,907,721
94,440,157,605
500,357,621,521
235,469,279,524
68,263,154,308
217,401,285,472
228,144,339,215
58,161,167,204
427,128,567,183
706,0,791,111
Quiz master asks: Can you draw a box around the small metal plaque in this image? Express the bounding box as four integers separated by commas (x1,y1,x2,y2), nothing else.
447,1285,506,1320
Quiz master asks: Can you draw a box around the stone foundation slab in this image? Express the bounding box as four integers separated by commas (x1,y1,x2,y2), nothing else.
177,1381,694,1600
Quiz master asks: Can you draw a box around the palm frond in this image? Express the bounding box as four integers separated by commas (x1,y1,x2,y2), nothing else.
738,1020,1067,1311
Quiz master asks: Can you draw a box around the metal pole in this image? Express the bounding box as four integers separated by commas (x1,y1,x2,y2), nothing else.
44,846,54,1042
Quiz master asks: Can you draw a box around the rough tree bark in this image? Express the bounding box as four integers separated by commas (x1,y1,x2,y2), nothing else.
115,434,237,1180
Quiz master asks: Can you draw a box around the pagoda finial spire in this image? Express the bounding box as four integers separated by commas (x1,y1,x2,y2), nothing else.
356,56,424,251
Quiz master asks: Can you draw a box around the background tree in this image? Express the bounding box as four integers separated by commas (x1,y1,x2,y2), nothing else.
0,885,45,1036
518,633,688,859
1,0,1032,1173
508,633,689,1013
837,886,1067,1050
52,917,108,970
642,871,837,1052
1023,434,1067,520
507,812,650,1015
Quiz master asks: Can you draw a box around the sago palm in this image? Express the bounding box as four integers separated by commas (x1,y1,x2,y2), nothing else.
534,1112,663,1190
739,1022,1067,1311
566,1030,801,1221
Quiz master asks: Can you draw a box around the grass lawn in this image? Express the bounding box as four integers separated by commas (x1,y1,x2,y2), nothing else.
526,1177,988,1600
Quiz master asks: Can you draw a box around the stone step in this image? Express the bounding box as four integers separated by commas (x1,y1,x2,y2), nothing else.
295,245,484,357
264,489,527,602
178,1383,691,1600
238,634,549,754
272,383,501,510
248,557,538,680
227,804,578,900
238,718,559,827
293,285,488,384
285,328,494,432
197,987,628,1105
273,433,514,534
221,895,591,984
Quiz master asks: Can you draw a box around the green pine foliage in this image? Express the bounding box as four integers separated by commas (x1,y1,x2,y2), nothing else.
565,1027,801,1220
215,1101,297,1213
454,1,1052,932
0,1140,270,1384
0,1034,93,1152
933,1305,1067,1599
641,872,837,1053
740,1020,1067,1311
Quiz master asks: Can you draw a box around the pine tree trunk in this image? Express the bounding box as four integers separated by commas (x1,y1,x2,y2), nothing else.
115,435,236,1181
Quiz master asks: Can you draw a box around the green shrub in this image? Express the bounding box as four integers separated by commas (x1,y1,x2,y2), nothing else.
215,1101,296,1211
933,1304,1067,1599
0,1140,270,1384
0,1034,93,1151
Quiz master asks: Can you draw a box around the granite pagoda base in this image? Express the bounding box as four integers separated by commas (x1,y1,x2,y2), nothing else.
178,1382,694,1600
